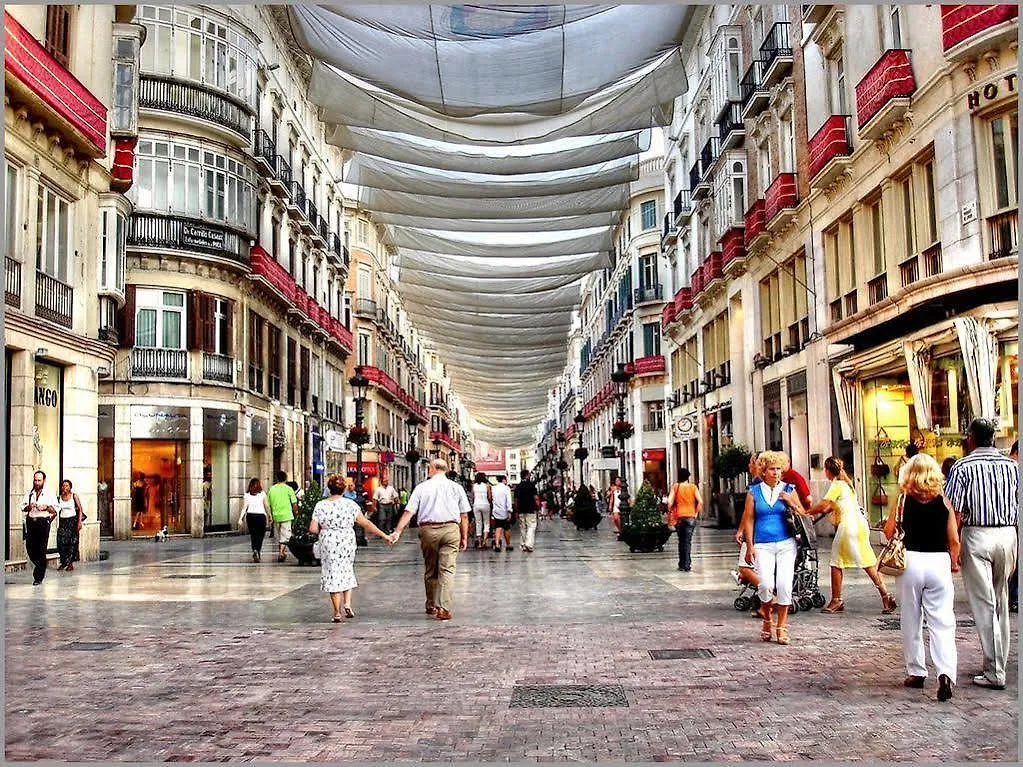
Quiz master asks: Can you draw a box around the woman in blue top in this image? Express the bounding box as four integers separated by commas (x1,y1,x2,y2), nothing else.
739,450,807,646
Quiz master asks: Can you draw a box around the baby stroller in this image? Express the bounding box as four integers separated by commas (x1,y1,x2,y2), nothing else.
732,514,826,614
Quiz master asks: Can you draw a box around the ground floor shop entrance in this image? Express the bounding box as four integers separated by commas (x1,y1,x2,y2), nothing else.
130,440,187,535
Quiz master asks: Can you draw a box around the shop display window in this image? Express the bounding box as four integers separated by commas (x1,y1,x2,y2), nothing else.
130,440,187,535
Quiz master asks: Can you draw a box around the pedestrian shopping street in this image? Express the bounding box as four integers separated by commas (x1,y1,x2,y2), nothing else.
5,522,1017,763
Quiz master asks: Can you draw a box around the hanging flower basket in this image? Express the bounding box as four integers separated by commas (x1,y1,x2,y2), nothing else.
611,420,635,441
348,426,370,446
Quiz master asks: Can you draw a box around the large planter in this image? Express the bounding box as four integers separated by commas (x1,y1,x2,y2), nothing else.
574,513,602,531
620,524,672,553
287,539,320,566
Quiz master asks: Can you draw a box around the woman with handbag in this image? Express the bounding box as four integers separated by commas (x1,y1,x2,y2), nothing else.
55,479,85,572
239,478,271,562
882,453,961,702
739,451,806,646
309,474,392,623
806,457,896,614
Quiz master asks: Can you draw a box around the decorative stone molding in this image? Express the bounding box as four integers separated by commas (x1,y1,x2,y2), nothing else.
822,168,855,201
769,79,795,115
961,59,979,82
873,110,914,156
811,7,846,59
982,48,1001,72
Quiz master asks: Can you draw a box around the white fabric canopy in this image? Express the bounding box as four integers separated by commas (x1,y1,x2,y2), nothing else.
398,282,582,311
291,4,691,117
357,185,630,219
407,306,573,329
387,227,611,258
327,125,644,174
399,269,585,295
346,153,639,198
375,210,620,234
398,250,610,279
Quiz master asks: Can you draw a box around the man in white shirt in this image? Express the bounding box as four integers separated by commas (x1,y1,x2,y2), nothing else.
392,459,470,620
373,476,401,534
490,475,514,553
23,470,59,585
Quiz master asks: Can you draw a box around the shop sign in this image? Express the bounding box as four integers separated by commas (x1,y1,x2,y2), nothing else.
674,415,698,438
869,434,965,452
324,429,346,452
600,445,619,458
967,73,1017,111
203,408,238,442
181,222,226,251
131,405,191,439
588,457,620,471
98,404,114,439
250,416,268,447
642,448,667,462
346,462,379,478
33,362,62,481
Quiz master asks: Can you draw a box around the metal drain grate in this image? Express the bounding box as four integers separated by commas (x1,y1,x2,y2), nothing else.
163,574,215,580
648,649,715,660
60,642,120,651
510,684,628,709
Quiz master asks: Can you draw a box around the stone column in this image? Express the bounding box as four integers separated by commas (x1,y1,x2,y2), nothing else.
190,406,204,537
63,364,99,560
7,350,33,562
113,403,133,539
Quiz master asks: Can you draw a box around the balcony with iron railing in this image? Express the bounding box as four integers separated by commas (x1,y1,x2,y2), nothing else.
35,270,73,328
287,180,307,219
899,242,944,288
674,189,693,223
759,22,793,88
867,273,889,306
740,58,769,119
808,115,853,189
716,100,745,151
253,129,276,176
941,4,1018,60
202,352,233,384
5,257,21,309
131,347,188,380
720,227,746,275
128,212,248,264
856,49,916,140
248,363,264,394
987,209,1018,261
699,136,720,181
138,73,252,143
662,212,676,245
634,283,663,305
354,297,378,319
270,155,291,195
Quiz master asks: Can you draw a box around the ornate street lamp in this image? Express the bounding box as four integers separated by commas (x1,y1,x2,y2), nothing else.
573,410,588,489
405,415,422,492
348,365,370,546
556,431,568,516
611,361,635,531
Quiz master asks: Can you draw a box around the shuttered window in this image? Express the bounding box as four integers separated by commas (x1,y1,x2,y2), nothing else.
45,6,73,67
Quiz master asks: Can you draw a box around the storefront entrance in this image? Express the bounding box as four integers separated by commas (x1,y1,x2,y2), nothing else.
130,440,187,535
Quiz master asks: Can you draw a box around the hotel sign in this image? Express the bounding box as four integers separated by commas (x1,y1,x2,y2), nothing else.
967,73,1016,111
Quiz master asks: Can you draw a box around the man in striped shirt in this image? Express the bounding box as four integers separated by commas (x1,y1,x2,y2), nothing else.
945,418,1019,691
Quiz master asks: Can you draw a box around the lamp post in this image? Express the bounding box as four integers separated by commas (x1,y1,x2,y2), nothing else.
611,361,635,530
573,411,588,489
349,366,369,546
556,431,568,516
405,416,422,492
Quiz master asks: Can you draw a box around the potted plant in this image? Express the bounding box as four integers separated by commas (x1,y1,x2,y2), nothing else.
287,480,323,566
572,485,602,530
620,481,672,553
713,444,752,529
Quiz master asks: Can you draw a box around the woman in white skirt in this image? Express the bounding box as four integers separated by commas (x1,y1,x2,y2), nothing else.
883,454,961,702
471,473,492,548
309,474,392,623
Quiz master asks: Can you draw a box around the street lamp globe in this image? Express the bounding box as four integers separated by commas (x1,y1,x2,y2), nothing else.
349,366,369,400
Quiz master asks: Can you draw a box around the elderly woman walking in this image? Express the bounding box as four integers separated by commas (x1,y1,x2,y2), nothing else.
739,451,806,645
884,453,960,701
309,474,392,623
806,457,897,614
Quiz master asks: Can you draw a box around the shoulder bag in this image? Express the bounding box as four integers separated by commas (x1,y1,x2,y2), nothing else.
877,494,907,576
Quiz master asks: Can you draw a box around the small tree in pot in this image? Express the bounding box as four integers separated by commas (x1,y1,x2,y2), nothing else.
572,485,601,530
620,481,671,552
287,480,323,565
713,444,753,529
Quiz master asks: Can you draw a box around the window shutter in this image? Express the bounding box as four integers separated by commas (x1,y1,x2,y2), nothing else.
223,299,234,357
202,295,216,352
118,284,136,347
188,290,203,351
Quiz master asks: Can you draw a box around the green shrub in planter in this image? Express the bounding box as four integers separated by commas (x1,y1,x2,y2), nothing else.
287,481,323,565
621,481,671,552
713,444,753,484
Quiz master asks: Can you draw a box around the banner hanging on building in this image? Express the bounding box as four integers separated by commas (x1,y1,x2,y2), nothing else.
474,440,506,473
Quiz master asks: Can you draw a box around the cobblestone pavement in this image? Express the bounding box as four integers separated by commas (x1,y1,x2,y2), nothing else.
5,520,1019,762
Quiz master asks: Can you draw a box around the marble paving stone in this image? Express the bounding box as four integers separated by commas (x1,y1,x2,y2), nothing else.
4,521,1018,762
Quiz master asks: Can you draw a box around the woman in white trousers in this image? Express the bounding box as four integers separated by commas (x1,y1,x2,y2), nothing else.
884,454,961,702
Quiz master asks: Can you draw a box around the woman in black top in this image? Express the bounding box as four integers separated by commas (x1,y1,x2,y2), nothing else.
883,454,961,702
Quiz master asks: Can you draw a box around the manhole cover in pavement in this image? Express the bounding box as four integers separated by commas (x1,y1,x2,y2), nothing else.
648,649,715,660
510,684,628,708
877,617,976,631
163,574,215,579
60,642,120,651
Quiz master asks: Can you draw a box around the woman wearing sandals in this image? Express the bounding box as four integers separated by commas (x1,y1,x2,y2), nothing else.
806,457,897,615
309,473,393,623
739,451,806,646
883,453,960,701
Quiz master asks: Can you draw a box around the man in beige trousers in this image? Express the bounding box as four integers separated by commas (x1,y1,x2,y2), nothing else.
392,458,470,621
